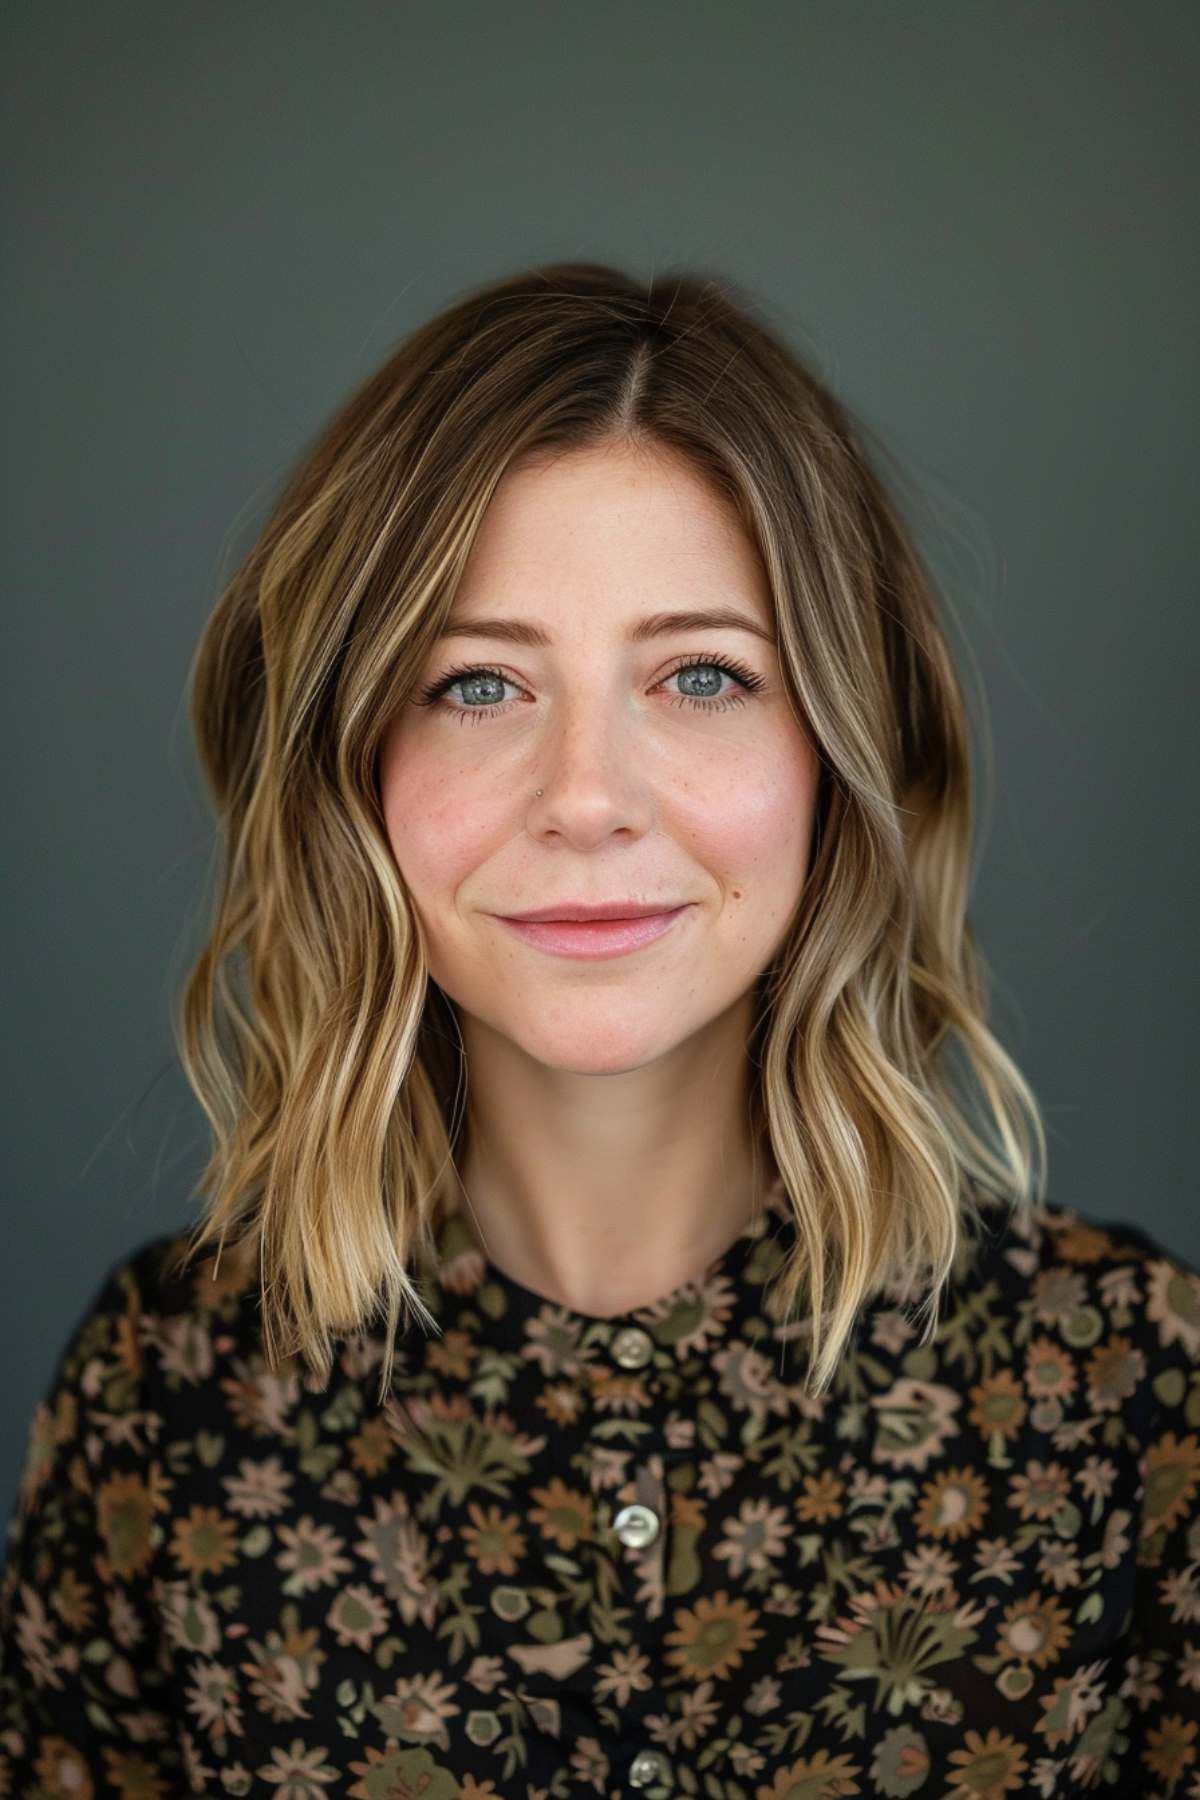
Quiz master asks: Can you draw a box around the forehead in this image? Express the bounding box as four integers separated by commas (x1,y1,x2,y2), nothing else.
452,441,773,629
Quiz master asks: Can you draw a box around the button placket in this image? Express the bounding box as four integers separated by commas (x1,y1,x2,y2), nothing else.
585,1325,672,1618
598,1447,669,1641
599,1327,685,1791
583,1318,675,1785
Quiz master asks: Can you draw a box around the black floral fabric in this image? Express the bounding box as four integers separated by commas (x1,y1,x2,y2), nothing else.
3,1178,1200,1799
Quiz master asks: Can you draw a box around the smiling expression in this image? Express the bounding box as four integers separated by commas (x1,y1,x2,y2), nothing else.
377,439,821,1076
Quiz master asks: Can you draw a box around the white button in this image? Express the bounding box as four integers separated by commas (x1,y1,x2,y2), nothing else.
613,1502,660,1548
611,1325,654,1369
629,1747,671,1787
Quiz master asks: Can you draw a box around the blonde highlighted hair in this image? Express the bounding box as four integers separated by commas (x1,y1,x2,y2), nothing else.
168,260,1046,1400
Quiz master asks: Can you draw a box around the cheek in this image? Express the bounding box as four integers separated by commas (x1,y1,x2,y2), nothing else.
680,734,820,888
378,724,498,900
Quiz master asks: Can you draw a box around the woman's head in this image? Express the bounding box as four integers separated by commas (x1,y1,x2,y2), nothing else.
174,260,1046,1398
377,436,820,1084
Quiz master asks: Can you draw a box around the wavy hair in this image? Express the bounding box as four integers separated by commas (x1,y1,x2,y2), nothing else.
167,260,1047,1401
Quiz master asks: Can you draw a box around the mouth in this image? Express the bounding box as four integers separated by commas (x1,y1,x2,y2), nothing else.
492,904,694,961
500,901,688,922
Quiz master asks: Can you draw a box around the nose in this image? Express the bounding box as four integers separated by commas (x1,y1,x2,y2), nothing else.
525,697,658,841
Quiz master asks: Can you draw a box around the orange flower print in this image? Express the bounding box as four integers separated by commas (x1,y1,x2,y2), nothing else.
347,1411,396,1477
461,1501,526,1575
669,1490,705,1533
587,1366,650,1415
1141,1432,1200,1544
663,1590,764,1680
946,1726,1028,1796
426,1326,475,1380
914,1466,989,1541
100,1745,176,1798
795,1469,845,1524
1007,1460,1071,1523
33,1738,95,1799
1055,1222,1113,1264
536,1383,583,1427
1142,1713,1198,1790
1084,1334,1145,1412
528,1477,593,1550
169,1503,240,1577
1024,1337,1076,1402
967,1371,1027,1442
94,1468,162,1581
996,1591,1072,1669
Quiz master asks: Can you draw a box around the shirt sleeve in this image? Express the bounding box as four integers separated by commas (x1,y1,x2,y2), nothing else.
0,1245,186,1793
1121,1246,1200,1788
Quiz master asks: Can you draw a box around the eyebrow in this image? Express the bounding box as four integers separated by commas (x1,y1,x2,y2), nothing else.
436,607,777,647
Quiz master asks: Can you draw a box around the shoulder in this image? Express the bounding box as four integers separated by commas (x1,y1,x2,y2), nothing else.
6,1227,271,1555
961,1190,1200,1454
33,1222,267,1421
970,1189,1200,1326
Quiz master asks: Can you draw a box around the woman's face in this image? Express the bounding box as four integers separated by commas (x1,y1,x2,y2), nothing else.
377,440,821,1076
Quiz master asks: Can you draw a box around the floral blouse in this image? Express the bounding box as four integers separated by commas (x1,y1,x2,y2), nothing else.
3,1179,1200,1800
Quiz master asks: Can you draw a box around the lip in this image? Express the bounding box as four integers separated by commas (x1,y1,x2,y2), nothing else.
493,905,694,960
501,901,686,922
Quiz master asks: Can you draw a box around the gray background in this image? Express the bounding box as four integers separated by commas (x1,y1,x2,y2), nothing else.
4,1,1197,1518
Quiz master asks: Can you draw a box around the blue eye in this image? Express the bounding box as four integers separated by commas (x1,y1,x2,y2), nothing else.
414,653,766,725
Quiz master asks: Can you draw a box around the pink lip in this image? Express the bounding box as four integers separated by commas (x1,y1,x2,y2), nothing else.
493,905,693,960
502,901,684,921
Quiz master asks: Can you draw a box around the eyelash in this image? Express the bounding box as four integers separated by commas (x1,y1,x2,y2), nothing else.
413,651,767,725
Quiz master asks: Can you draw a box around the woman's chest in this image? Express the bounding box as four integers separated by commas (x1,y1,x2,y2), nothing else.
149,1344,1147,1795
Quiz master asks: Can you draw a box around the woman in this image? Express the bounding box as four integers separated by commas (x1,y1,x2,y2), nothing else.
2,261,1197,1796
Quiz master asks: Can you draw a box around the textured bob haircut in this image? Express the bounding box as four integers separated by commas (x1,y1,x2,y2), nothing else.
169,260,1046,1402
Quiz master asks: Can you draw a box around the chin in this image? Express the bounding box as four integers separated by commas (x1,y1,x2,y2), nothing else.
513,1022,691,1077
